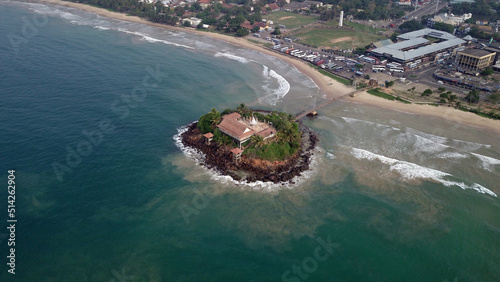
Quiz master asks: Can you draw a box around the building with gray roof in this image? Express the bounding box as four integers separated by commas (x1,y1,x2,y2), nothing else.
370,28,465,64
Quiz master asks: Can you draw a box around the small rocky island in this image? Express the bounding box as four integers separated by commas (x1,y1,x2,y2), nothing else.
181,104,318,184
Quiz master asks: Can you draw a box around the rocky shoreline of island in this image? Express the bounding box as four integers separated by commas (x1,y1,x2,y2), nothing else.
180,121,318,184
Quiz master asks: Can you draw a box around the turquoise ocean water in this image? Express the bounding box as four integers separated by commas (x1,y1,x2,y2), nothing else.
1,2,499,281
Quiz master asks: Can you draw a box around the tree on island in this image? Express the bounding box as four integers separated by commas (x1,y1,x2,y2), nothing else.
196,106,302,161
272,27,281,35
250,135,265,149
197,108,222,133
236,103,251,116
210,108,222,125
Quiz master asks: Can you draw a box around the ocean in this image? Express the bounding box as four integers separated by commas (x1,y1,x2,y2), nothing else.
1,1,499,281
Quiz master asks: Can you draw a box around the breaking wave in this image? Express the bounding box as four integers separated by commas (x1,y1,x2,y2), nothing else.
351,148,497,197
260,65,290,106
470,153,500,172
93,25,110,30
214,52,250,64
435,152,468,159
117,29,194,49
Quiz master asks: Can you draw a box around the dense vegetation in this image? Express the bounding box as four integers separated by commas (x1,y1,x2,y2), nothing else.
399,20,424,32
450,0,500,21
64,0,266,36
317,0,408,21
197,104,302,161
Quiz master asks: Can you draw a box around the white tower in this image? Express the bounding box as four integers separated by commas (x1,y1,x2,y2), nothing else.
339,11,344,27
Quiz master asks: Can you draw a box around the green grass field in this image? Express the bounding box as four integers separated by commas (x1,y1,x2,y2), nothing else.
342,21,386,34
294,29,384,49
264,11,319,29
294,20,387,49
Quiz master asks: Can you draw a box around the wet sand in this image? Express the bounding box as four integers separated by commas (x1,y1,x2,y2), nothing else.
31,0,500,133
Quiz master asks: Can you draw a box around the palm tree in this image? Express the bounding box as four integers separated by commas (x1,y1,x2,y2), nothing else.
220,135,231,146
236,103,247,115
210,108,221,126
250,135,264,149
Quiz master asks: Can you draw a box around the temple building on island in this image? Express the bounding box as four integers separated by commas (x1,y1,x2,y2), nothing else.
217,112,276,148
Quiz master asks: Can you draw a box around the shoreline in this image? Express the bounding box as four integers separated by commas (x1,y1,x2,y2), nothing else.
180,121,318,184
25,0,500,134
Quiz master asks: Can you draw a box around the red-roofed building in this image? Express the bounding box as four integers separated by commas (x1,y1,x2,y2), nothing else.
203,132,214,144
256,128,275,139
217,113,276,148
268,3,280,11
255,22,267,28
241,20,253,30
198,0,211,8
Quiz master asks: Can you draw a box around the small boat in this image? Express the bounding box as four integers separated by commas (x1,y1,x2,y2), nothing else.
306,111,318,117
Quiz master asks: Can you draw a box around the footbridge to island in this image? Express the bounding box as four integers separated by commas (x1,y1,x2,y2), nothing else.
294,88,367,121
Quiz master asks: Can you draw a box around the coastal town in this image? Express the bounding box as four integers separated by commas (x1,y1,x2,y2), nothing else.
65,0,500,119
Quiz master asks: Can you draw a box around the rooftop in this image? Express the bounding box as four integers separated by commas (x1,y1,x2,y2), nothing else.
396,28,457,41
230,148,244,155
459,49,495,57
372,28,465,62
216,113,275,142
268,3,279,10
373,39,394,48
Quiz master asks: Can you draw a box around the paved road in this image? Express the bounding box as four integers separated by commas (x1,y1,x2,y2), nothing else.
398,0,448,22
404,65,472,94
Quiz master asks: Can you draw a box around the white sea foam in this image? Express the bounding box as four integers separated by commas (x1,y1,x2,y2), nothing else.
93,25,110,30
326,152,336,160
318,116,345,130
173,125,318,191
260,65,291,106
341,117,376,126
351,148,497,197
118,29,194,49
451,139,491,151
470,153,500,172
214,52,250,63
340,117,402,132
407,128,448,145
436,152,468,159
411,134,449,154
28,4,83,21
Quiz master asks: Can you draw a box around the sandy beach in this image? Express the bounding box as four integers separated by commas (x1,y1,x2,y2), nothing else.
29,0,500,133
